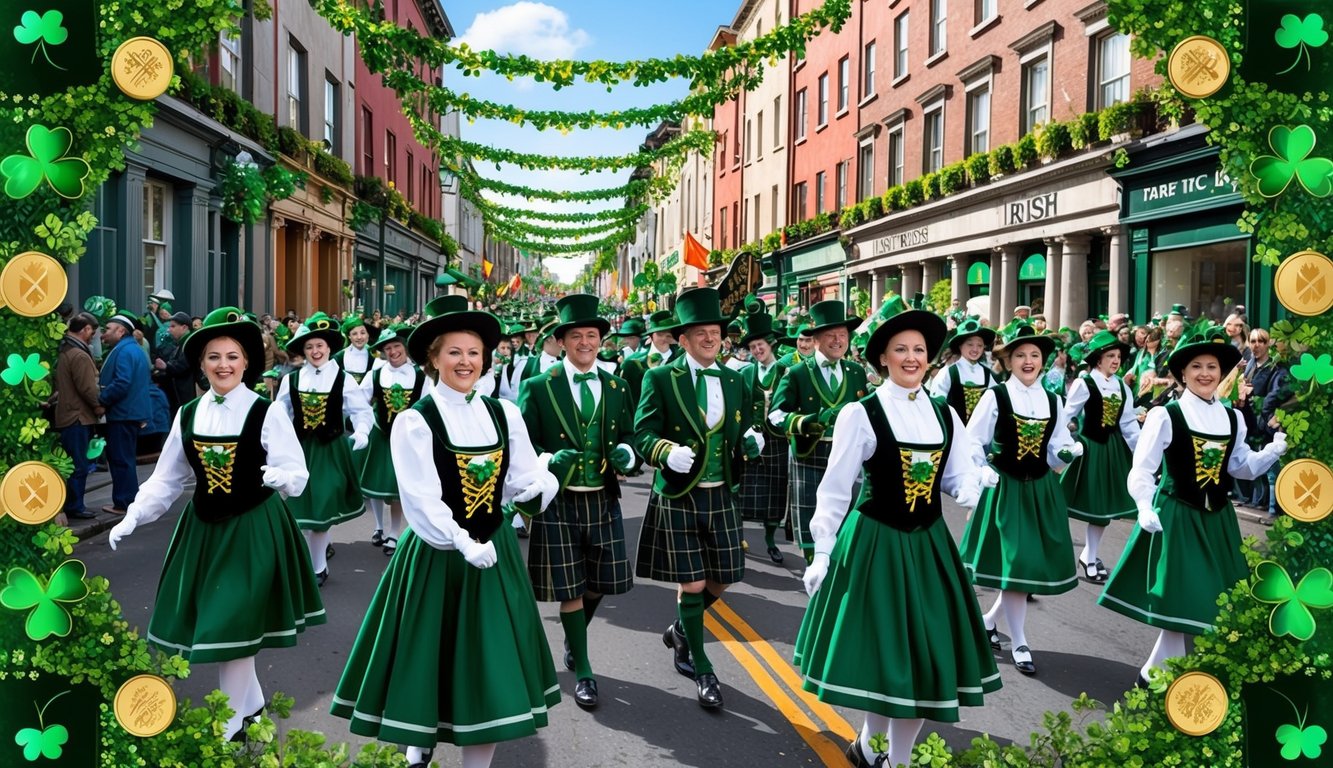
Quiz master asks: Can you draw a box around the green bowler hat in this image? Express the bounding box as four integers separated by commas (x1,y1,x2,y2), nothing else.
806,300,861,334
611,316,646,338
553,293,611,339
946,316,997,353
644,310,677,334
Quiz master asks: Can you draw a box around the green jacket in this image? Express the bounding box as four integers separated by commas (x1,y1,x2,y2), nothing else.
518,362,638,497
619,344,683,406
741,360,788,438
769,356,870,458
633,355,756,499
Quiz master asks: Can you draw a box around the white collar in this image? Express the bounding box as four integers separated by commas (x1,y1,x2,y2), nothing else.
433,380,474,405
685,354,721,375
880,378,926,401
814,350,834,369
1181,388,1218,407
305,359,339,374
1006,376,1045,394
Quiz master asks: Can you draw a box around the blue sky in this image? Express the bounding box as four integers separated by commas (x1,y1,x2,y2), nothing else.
440,1,729,279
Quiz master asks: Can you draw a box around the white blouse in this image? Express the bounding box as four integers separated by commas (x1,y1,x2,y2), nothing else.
390,381,558,550
127,386,309,526
1127,389,1282,506
810,381,981,549
274,359,373,436
968,377,1076,470
683,354,725,428
1061,369,1141,452
929,358,991,399
341,345,381,375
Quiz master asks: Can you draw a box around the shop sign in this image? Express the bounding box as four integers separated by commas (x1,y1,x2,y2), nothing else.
1002,192,1058,226
870,226,930,257
662,250,680,269
1129,169,1238,216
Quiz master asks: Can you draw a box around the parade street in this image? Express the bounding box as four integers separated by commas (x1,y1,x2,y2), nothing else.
78,475,1272,767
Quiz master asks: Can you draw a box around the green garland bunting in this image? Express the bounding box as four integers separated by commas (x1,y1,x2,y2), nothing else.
437,130,714,173
466,173,651,202
471,198,647,225
488,216,633,240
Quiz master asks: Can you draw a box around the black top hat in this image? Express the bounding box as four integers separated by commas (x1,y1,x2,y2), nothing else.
407,294,501,368
184,306,265,385
739,310,787,348
552,293,611,339
863,294,948,368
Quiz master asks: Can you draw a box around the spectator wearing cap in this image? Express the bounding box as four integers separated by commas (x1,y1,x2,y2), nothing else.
99,314,152,515
54,313,105,520
153,311,198,413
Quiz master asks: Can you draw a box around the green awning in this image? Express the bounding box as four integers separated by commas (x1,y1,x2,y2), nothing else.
435,267,481,288
1018,253,1046,281
967,261,991,285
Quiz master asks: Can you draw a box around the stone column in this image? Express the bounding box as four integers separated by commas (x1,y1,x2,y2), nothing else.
900,266,921,301
870,269,885,306
1060,234,1092,328
995,244,1021,326
123,164,148,305
988,251,1003,327
921,259,941,298
1105,226,1127,317
950,256,966,307
1043,238,1063,329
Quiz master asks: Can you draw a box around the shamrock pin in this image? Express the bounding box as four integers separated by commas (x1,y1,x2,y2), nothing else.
0,353,48,386
909,460,935,484
1019,420,1044,439
1250,125,1333,198
1200,441,1225,469
1276,13,1329,75
12,10,68,71
466,455,497,484
201,445,231,469
85,437,105,461
1250,560,1333,642
15,690,70,762
1289,352,1333,385
1269,686,1328,761
387,383,409,411
0,125,90,199
0,560,88,641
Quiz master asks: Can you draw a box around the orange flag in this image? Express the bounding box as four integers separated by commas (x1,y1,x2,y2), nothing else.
509,273,522,294
683,231,709,271
482,258,493,279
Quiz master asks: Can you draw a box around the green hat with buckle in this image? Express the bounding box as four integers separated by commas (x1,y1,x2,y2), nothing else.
552,293,611,339
861,293,947,370
1082,329,1130,366
946,316,996,354
1167,324,1240,381
669,288,728,338
994,322,1055,362
407,294,500,368
645,310,677,334
184,306,265,385
286,311,344,355
806,299,861,334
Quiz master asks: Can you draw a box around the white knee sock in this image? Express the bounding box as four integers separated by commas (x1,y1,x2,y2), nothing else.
368,498,384,530
1001,590,1029,649
512,513,525,529
386,503,404,540
1141,630,1188,678
1081,523,1105,565
405,746,429,765
859,711,890,760
983,593,1003,630
218,657,261,740
305,530,330,573
888,718,925,767
461,743,497,768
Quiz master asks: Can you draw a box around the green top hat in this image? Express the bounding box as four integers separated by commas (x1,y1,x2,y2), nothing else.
739,310,787,348
1167,325,1240,381
611,317,646,338
341,315,366,334
645,310,677,334
806,300,860,334
669,288,728,337
286,311,344,355
946,316,996,354
1169,303,1187,316
183,306,265,386
995,322,1055,362
862,293,947,370
407,294,500,368
1082,329,1130,367
553,293,611,339
371,323,412,352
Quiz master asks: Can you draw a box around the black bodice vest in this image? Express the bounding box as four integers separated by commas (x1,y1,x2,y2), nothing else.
988,385,1057,481
946,364,992,422
181,397,275,523
1078,375,1127,444
415,395,512,543
371,367,425,435
856,394,953,532
288,370,345,443
1159,401,1236,511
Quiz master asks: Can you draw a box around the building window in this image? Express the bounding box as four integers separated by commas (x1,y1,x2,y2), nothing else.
771,185,779,231
219,30,241,93
385,130,397,185
1022,54,1050,132
720,206,728,249
894,13,910,79
142,180,170,298
923,107,944,172
817,73,829,125
792,182,808,221
796,89,808,140
837,56,850,112
976,0,996,24
287,41,306,132
858,142,874,200
887,127,905,187
422,163,430,216
929,0,947,56
360,107,373,175
966,85,990,154
835,161,848,210
862,42,876,98
406,150,414,205
745,119,752,163
753,192,762,242
756,111,764,159
1096,32,1131,108
815,170,827,213
732,201,739,247
773,95,782,147
323,76,339,154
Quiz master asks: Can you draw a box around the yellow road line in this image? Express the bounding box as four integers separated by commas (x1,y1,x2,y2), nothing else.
703,613,849,766
711,599,858,741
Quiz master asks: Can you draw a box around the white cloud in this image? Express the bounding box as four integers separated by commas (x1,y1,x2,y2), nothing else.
458,2,591,59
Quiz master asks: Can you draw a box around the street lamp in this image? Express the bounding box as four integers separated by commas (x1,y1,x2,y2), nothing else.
440,168,458,194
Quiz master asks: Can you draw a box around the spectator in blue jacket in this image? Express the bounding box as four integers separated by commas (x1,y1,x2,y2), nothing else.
99,314,151,515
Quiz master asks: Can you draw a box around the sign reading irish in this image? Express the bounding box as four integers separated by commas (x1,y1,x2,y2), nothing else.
717,251,762,318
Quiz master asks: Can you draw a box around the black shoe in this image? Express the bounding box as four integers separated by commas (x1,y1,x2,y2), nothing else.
316,568,329,587
515,524,530,538
662,622,694,678
563,640,575,672
767,546,784,564
371,529,385,546
382,537,397,556
229,704,265,743
326,543,335,559
1027,594,1038,602
695,672,723,709
407,749,433,768
845,738,884,768
574,678,599,709
985,624,1001,651
1013,645,1036,675
1079,560,1107,583
1095,559,1109,580
66,510,97,520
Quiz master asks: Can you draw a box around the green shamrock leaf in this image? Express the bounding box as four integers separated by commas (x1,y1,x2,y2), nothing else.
0,125,91,199
1251,561,1333,642
466,457,497,484
202,446,231,468
12,10,68,71
1276,14,1329,75
1201,447,1224,469
1249,125,1333,198
86,437,105,461
15,723,68,761
1289,353,1333,384
0,353,49,386
909,460,935,483
0,560,88,641
1278,723,1328,760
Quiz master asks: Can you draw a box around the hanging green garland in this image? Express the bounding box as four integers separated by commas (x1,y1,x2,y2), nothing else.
437,130,714,173
488,216,634,240
465,172,651,202
471,198,647,225
488,229,634,256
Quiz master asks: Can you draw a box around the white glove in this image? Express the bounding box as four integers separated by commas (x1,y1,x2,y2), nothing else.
955,484,981,510
1069,442,1085,458
458,537,498,568
803,553,830,597
514,477,549,504
666,444,696,473
349,432,369,451
743,427,766,454
1269,431,1288,457
260,464,291,491
1136,502,1163,534
107,507,140,551
978,466,1000,489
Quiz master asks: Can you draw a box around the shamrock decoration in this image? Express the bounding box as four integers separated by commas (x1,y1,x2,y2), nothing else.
0,560,88,641
386,383,409,411
14,690,70,762
1250,125,1333,198
0,125,90,200
0,353,48,386
1289,353,1333,385
300,392,321,407
1276,14,1329,75
466,455,497,484
1019,420,1045,439
1251,561,1333,642
85,437,105,461
1269,686,1328,761
909,460,935,484
201,445,231,469
12,10,68,71
1200,441,1225,470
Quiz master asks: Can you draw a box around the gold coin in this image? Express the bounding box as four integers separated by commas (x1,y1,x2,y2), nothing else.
0,461,65,526
1165,671,1229,736
1274,250,1333,316
111,37,174,101
0,251,67,318
114,674,177,737
1167,36,1230,100
1276,459,1333,523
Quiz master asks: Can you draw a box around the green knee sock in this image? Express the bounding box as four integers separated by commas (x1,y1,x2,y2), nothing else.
678,592,712,675
763,523,778,548
560,609,593,679
583,593,604,623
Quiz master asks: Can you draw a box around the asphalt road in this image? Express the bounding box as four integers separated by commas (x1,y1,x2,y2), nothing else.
77,475,1270,767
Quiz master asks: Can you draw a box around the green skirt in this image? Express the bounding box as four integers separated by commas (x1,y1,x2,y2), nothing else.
1062,437,1136,524
288,436,365,531
330,526,560,747
959,469,1078,595
147,494,326,663
358,427,398,500
793,512,1002,722
1098,494,1247,634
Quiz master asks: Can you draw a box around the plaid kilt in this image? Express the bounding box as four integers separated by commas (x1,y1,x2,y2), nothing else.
636,484,745,585
740,436,789,523
528,488,633,602
790,441,834,551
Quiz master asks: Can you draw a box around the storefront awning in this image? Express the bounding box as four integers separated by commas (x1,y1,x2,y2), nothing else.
1018,253,1046,281
435,267,481,289
967,261,991,286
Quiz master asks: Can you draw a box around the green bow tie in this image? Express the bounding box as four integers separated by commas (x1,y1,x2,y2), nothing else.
573,372,598,383
821,359,838,369
212,394,226,405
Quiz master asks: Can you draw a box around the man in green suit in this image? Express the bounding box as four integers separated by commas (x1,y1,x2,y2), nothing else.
618,309,682,405
768,299,869,561
634,287,763,710
518,294,638,711
610,316,645,362
738,306,791,563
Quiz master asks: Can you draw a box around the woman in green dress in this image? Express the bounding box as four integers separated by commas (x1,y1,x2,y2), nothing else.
356,324,423,556
1099,329,1287,685
1060,331,1142,582
331,297,560,768
795,298,997,768
108,307,323,741
960,325,1081,676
